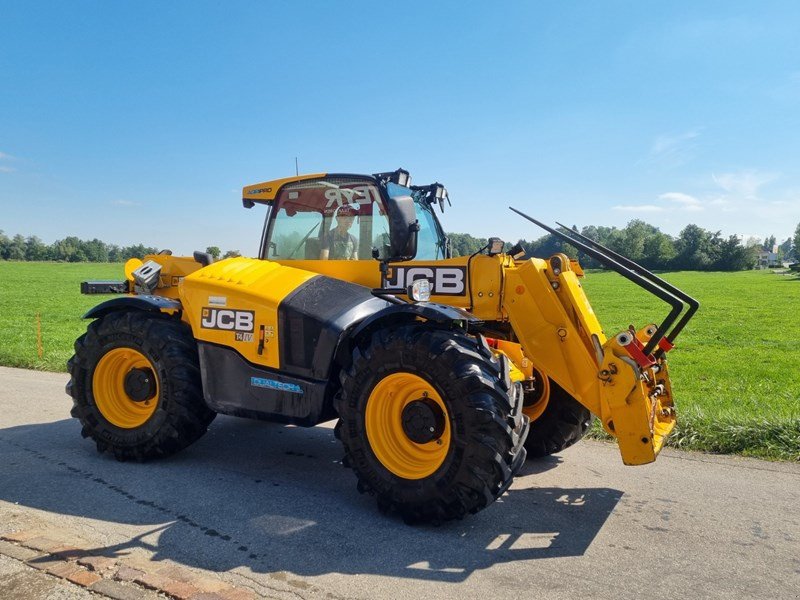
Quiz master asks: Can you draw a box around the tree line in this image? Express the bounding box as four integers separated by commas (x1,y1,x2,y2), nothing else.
450,220,800,271
2,220,799,270
0,230,247,263
0,232,159,263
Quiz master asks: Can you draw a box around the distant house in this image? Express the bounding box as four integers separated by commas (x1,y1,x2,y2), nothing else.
756,249,780,269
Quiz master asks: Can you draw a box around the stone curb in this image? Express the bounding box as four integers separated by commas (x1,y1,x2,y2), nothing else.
0,530,258,600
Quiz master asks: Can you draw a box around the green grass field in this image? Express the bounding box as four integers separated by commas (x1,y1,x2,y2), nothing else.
0,261,798,460
583,269,800,460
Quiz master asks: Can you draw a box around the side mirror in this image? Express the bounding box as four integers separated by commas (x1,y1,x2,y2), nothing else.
384,195,419,261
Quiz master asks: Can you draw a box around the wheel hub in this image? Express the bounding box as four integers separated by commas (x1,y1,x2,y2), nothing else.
93,347,159,429
123,367,157,402
401,398,445,444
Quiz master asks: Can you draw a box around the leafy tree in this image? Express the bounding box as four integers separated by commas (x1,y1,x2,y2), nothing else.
222,249,241,258
51,237,84,261
523,233,578,260
779,237,794,262
448,233,487,257
764,235,777,251
206,246,221,260
672,225,720,270
108,245,124,263
714,235,757,270
642,231,677,269
0,230,9,259
620,220,650,262
7,234,26,260
24,236,47,261
794,223,800,261
84,238,109,262
121,244,158,260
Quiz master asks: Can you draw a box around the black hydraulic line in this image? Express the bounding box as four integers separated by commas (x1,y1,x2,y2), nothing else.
554,222,700,349
509,207,684,356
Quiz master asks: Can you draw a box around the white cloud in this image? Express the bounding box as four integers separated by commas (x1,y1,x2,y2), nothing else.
643,129,702,168
111,199,140,207
650,130,700,157
712,170,778,198
0,151,13,160
612,204,664,212
659,192,701,206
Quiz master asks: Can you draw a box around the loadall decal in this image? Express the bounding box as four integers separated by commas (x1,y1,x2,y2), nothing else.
383,266,467,296
200,308,255,332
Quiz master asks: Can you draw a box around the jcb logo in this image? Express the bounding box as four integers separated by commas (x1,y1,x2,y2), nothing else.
383,266,467,296
201,308,255,332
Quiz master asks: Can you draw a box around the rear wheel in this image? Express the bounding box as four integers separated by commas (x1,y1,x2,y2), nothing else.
67,311,216,461
523,379,592,458
335,325,529,524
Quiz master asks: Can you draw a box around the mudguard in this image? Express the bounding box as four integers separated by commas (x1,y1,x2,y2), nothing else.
345,301,479,345
83,295,182,319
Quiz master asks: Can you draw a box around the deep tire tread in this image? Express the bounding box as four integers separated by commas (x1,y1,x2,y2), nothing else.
524,381,592,458
67,311,216,462
335,325,529,524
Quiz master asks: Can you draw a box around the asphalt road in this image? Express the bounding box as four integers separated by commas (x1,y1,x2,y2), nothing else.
0,365,798,599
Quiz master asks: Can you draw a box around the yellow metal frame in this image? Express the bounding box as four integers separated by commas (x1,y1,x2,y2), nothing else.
502,256,675,465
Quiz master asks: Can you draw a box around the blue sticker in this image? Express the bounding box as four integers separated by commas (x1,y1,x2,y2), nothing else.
250,377,303,395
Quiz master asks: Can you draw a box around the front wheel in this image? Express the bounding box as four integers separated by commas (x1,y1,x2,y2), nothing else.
67,311,216,461
335,325,529,524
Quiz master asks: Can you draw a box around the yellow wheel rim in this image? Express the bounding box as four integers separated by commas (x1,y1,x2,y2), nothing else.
522,369,550,422
92,348,159,429
365,372,451,480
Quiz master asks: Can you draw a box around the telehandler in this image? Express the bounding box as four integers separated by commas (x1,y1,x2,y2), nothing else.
68,168,698,523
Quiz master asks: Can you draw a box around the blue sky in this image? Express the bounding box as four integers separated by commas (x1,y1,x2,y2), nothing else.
1,1,799,255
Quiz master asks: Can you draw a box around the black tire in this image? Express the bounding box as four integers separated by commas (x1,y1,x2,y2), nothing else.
523,381,592,458
67,311,216,461
335,324,529,524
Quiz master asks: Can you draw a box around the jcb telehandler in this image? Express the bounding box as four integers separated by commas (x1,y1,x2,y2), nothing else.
68,169,698,523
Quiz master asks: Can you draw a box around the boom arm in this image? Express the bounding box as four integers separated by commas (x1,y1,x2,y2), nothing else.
501,209,699,465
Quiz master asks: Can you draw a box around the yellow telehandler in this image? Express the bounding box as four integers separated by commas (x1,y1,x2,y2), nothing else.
68,169,698,523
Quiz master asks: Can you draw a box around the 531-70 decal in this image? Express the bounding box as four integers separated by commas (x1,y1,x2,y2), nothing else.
382,266,466,296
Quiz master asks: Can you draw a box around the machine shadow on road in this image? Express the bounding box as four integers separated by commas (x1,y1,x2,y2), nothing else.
0,416,623,583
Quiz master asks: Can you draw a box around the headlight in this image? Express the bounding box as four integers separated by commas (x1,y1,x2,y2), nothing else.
408,278,431,302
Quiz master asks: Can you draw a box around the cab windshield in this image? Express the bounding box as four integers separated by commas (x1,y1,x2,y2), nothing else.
386,183,448,260
264,177,391,260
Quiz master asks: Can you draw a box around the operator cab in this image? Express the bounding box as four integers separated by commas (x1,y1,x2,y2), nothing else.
242,169,450,262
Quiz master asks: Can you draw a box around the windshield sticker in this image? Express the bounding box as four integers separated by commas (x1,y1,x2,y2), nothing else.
383,266,466,296
324,186,379,210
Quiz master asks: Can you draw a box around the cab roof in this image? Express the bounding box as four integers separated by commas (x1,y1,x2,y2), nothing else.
242,169,412,208
242,173,327,205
